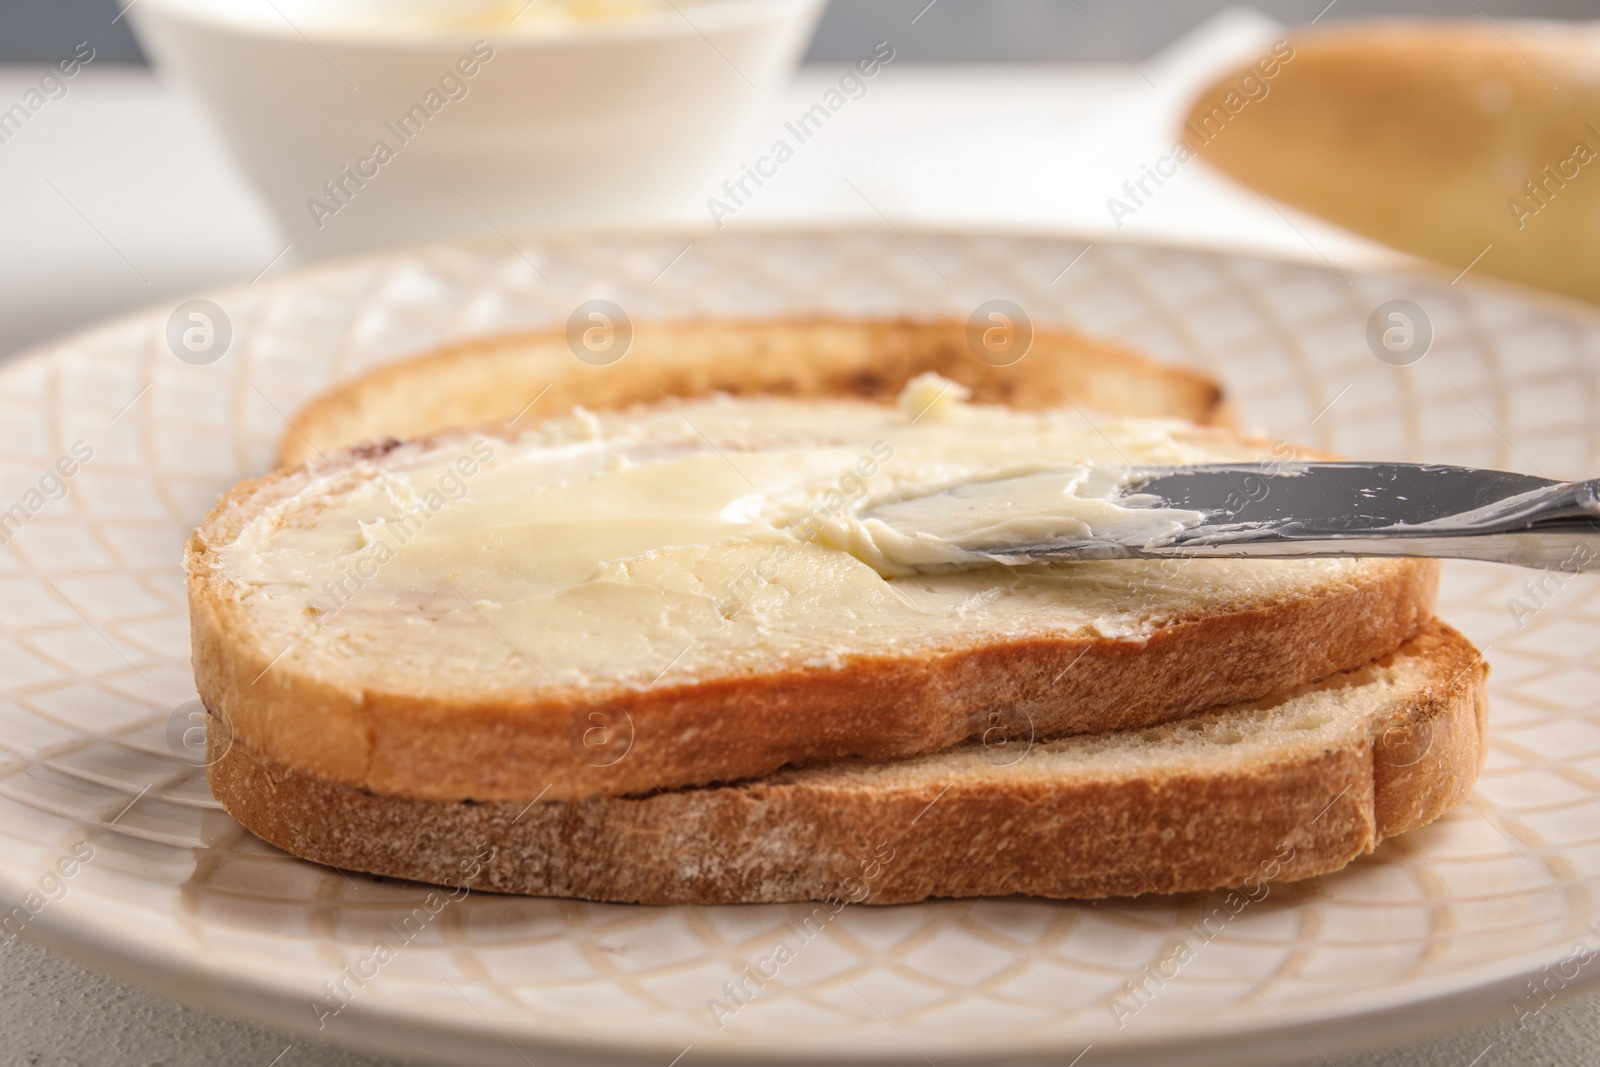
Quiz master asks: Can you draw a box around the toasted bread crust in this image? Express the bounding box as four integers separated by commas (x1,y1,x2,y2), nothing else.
208,621,1486,904
277,317,1232,467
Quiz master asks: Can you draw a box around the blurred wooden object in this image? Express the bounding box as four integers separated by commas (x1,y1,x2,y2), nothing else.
1183,21,1600,305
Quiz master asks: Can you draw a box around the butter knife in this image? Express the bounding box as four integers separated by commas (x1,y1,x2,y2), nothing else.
860,462,1600,570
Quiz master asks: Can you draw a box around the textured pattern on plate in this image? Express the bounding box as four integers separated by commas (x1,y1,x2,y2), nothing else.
2,231,1598,1066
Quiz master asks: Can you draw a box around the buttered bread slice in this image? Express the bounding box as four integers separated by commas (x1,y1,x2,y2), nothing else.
188,379,1437,803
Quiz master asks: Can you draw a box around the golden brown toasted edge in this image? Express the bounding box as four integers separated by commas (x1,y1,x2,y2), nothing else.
277,317,1232,468
189,423,1440,802
207,619,1487,904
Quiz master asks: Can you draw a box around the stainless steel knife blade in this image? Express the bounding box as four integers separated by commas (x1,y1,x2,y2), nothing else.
859,462,1600,570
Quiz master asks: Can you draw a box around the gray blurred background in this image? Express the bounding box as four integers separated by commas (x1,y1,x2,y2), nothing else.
2,0,1597,64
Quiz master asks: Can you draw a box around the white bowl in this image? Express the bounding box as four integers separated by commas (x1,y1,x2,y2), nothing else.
131,0,824,259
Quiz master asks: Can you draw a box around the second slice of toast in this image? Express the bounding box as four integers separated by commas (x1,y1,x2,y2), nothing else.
277,318,1233,467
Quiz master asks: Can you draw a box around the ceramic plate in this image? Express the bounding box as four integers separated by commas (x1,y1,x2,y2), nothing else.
3,229,1599,1067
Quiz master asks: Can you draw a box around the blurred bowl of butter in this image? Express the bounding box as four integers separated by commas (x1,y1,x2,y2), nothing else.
131,0,825,259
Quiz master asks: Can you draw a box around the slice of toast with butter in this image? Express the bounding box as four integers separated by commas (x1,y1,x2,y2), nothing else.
190,382,1437,805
